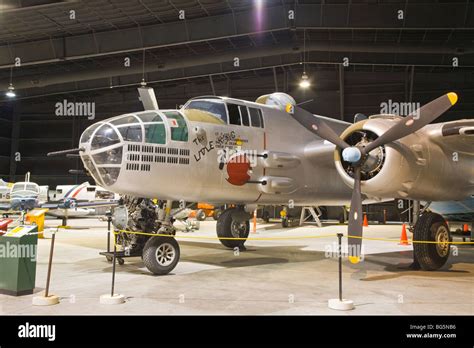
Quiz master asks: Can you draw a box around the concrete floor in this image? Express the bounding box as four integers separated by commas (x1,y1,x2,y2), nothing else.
0,217,473,315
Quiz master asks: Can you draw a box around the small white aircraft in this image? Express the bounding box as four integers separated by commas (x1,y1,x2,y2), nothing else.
48,89,473,275
0,173,118,220
47,182,119,218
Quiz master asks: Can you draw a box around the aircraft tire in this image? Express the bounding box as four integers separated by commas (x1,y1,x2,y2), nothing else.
196,209,207,221
216,208,249,249
142,236,180,275
262,210,270,223
212,209,222,221
413,212,451,271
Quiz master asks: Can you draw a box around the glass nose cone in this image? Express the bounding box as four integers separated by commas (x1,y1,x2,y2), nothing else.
80,123,123,187
91,124,120,150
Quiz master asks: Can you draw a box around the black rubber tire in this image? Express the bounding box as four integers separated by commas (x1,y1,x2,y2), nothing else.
142,236,180,275
216,208,249,249
262,211,270,223
117,258,125,265
413,212,451,271
196,209,207,221
212,209,222,221
281,218,289,228
338,213,346,224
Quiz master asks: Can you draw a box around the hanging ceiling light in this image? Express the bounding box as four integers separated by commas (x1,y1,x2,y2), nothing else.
299,29,311,89
5,83,16,98
299,72,310,88
5,67,16,98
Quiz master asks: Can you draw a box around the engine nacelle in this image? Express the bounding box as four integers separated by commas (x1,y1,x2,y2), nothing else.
255,93,296,110
334,116,472,201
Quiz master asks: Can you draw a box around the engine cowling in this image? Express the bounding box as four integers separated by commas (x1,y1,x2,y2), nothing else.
334,115,470,201
255,93,296,110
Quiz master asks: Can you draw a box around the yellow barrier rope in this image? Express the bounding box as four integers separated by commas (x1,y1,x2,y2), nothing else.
114,229,474,245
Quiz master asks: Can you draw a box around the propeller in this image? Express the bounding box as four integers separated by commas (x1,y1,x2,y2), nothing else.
285,104,350,150
287,92,458,263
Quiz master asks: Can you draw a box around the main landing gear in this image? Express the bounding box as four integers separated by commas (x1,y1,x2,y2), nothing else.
216,207,250,249
412,212,451,271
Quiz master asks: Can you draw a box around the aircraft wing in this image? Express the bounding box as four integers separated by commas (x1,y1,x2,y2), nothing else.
73,200,119,209
41,200,118,209
429,119,474,153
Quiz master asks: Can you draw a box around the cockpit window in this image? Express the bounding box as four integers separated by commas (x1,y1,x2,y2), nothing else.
240,106,250,126
163,111,188,141
136,112,162,123
110,115,140,126
26,184,39,192
93,146,123,164
91,124,120,150
98,168,120,186
227,104,242,126
183,100,228,124
144,123,166,144
117,125,142,142
80,123,102,144
82,156,104,186
249,107,264,128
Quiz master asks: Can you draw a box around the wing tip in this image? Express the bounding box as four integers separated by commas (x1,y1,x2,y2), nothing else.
447,92,458,105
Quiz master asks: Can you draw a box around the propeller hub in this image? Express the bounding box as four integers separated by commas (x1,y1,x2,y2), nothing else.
342,147,362,163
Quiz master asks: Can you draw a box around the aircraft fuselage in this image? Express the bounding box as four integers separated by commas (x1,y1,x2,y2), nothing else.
79,97,354,206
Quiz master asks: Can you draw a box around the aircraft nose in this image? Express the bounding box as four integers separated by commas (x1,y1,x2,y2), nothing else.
79,123,123,187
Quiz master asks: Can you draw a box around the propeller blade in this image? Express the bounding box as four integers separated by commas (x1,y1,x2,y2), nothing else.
364,92,457,153
286,104,350,149
347,166,363,264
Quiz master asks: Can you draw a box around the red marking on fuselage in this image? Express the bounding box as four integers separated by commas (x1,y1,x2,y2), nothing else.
226,154,251,186
71,185,86,198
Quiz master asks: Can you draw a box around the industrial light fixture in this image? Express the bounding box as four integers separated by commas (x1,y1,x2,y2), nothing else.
5,67,16,98
298,30,311,89
5,83,16,98
299,72,310,88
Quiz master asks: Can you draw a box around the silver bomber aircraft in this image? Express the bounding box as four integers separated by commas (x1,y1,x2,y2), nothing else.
49,90,474,275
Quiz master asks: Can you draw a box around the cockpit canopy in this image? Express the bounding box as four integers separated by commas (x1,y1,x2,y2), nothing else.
10,182,40,198
79,110,188,187
182,98,265,128
80,110,188,148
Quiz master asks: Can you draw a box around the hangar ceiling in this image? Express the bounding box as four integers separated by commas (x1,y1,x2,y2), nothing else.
0,0,473,185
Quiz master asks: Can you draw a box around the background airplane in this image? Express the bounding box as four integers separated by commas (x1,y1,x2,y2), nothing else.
0,173,118,220
47,182,119,218
48,89,473,275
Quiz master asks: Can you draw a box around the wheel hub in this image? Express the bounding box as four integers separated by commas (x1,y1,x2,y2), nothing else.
155,242,176,266
435,226,450,257
230,220,247,238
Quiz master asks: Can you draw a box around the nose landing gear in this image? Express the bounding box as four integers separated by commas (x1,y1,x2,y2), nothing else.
142,236,180,275
107,197,181,275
